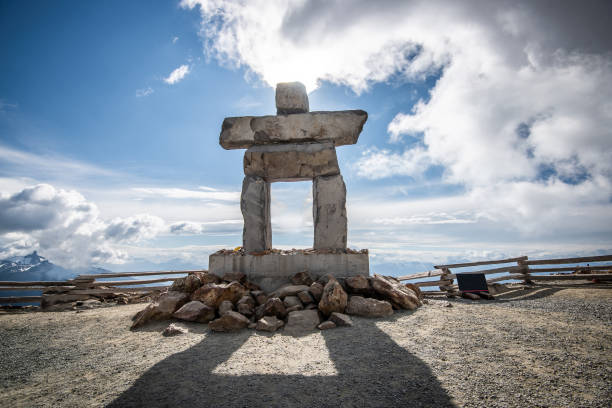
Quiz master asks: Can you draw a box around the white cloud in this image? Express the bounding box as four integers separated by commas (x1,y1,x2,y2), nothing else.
132,186,240,202
135,87,154,97
355,147,432,180
179,0,612,250
169,221,206,235
164,64,191,84
0,184,233,268
173,36,179,44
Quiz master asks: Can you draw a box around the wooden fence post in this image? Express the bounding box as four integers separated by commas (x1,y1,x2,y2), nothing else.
517,259,532,284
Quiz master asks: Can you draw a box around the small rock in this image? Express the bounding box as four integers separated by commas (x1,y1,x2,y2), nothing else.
283,295,302,308
305,303,318,310
191,281,248,308
318,320,336,330
297,290,314,304
131,303,166,329
370,275,420,310
445,302,453,308
291,271,314,286
218,300,234,316
162,323,187,337
345,296,393,318
196,272,222,285
157,291,190,315
173,301,216,323
184,274,202,293
237,302,254,317
318,278,348,316
271,284,310,299
209,311,250,332
329,312,353,327
345,275,371,295
309,282,324,302
251,290,268,306
255,297,287,320
276,81,309,114
285,309,321,332
256,315,285,332
285,304,304,313
248,322,257,329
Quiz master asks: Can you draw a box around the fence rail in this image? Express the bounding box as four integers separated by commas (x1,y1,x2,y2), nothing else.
0,270,205,305
402,254,612,296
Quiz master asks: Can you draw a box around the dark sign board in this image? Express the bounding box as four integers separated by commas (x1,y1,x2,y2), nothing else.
456,273,488,293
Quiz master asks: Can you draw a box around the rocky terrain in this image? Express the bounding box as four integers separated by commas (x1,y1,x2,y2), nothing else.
0,282,610,407
131,270,423,333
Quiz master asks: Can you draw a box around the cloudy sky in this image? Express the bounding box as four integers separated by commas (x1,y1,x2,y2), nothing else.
1,0,611,274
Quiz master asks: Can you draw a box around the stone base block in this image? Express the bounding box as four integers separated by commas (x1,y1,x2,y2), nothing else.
209,252,369,293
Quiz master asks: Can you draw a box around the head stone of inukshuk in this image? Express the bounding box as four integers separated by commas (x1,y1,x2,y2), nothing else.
219,82,367,252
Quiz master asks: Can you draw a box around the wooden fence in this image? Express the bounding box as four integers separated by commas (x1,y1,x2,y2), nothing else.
0,270,204,305
398,254,612,296
2,254,611,305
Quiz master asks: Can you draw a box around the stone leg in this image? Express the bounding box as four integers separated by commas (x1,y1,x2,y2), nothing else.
313,174,347,249
241,176,271,252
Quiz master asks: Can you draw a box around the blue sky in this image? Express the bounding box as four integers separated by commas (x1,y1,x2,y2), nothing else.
1,0,611,275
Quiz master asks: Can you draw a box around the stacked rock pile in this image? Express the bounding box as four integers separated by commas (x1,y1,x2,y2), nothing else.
131,270,423,333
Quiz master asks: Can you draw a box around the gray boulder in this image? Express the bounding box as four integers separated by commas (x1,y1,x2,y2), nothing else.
285,309,321,332
345,296,394,318
173,301,216,323
209,311,250,332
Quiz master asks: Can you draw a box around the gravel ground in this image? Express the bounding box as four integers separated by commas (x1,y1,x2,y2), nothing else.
0,282,610,407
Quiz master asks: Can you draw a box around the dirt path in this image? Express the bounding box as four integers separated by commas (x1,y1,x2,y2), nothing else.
1,283,610,407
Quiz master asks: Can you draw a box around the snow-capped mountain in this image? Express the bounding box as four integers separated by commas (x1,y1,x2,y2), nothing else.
0,251,108,282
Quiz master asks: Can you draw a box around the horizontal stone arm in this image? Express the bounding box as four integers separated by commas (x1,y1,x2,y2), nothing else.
244,142,340,182
220,110,368,149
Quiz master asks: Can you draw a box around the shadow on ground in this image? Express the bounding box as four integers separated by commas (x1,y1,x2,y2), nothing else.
108,313,455,407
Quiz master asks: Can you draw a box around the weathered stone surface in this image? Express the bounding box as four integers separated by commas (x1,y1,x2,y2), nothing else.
345,275,371,295
184,274,203,293
291,271,314,286
237,302,254,316
313,174,347,249
237,295,255,308
370,275,421,310
241,176,271,252
209,252,368,293
283,295,302,308
404,283,423,299
131,303,165,329
220,110,368,149
162,323,187,337
345,296,394,317
191,282,248,308
173,301,216,323
285,304,303,313
218,300,234,316
297,290,314,304
318,278,348,316
251,290,268,306
157,291,190,315
318,320,336,330
271,284,310,299
209,311,250,332
255,297,287,320
285,309,321,332
305,303,318,310
244,142,339,182
256,315,285,332
330,312,353,327
197,272,221,285
309,282,324,302
276,82,309,114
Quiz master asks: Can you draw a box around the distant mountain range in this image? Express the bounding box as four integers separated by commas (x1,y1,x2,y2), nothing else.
0,251,109,282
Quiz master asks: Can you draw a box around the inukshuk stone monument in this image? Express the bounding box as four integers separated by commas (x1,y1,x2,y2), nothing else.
209,82,369,292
